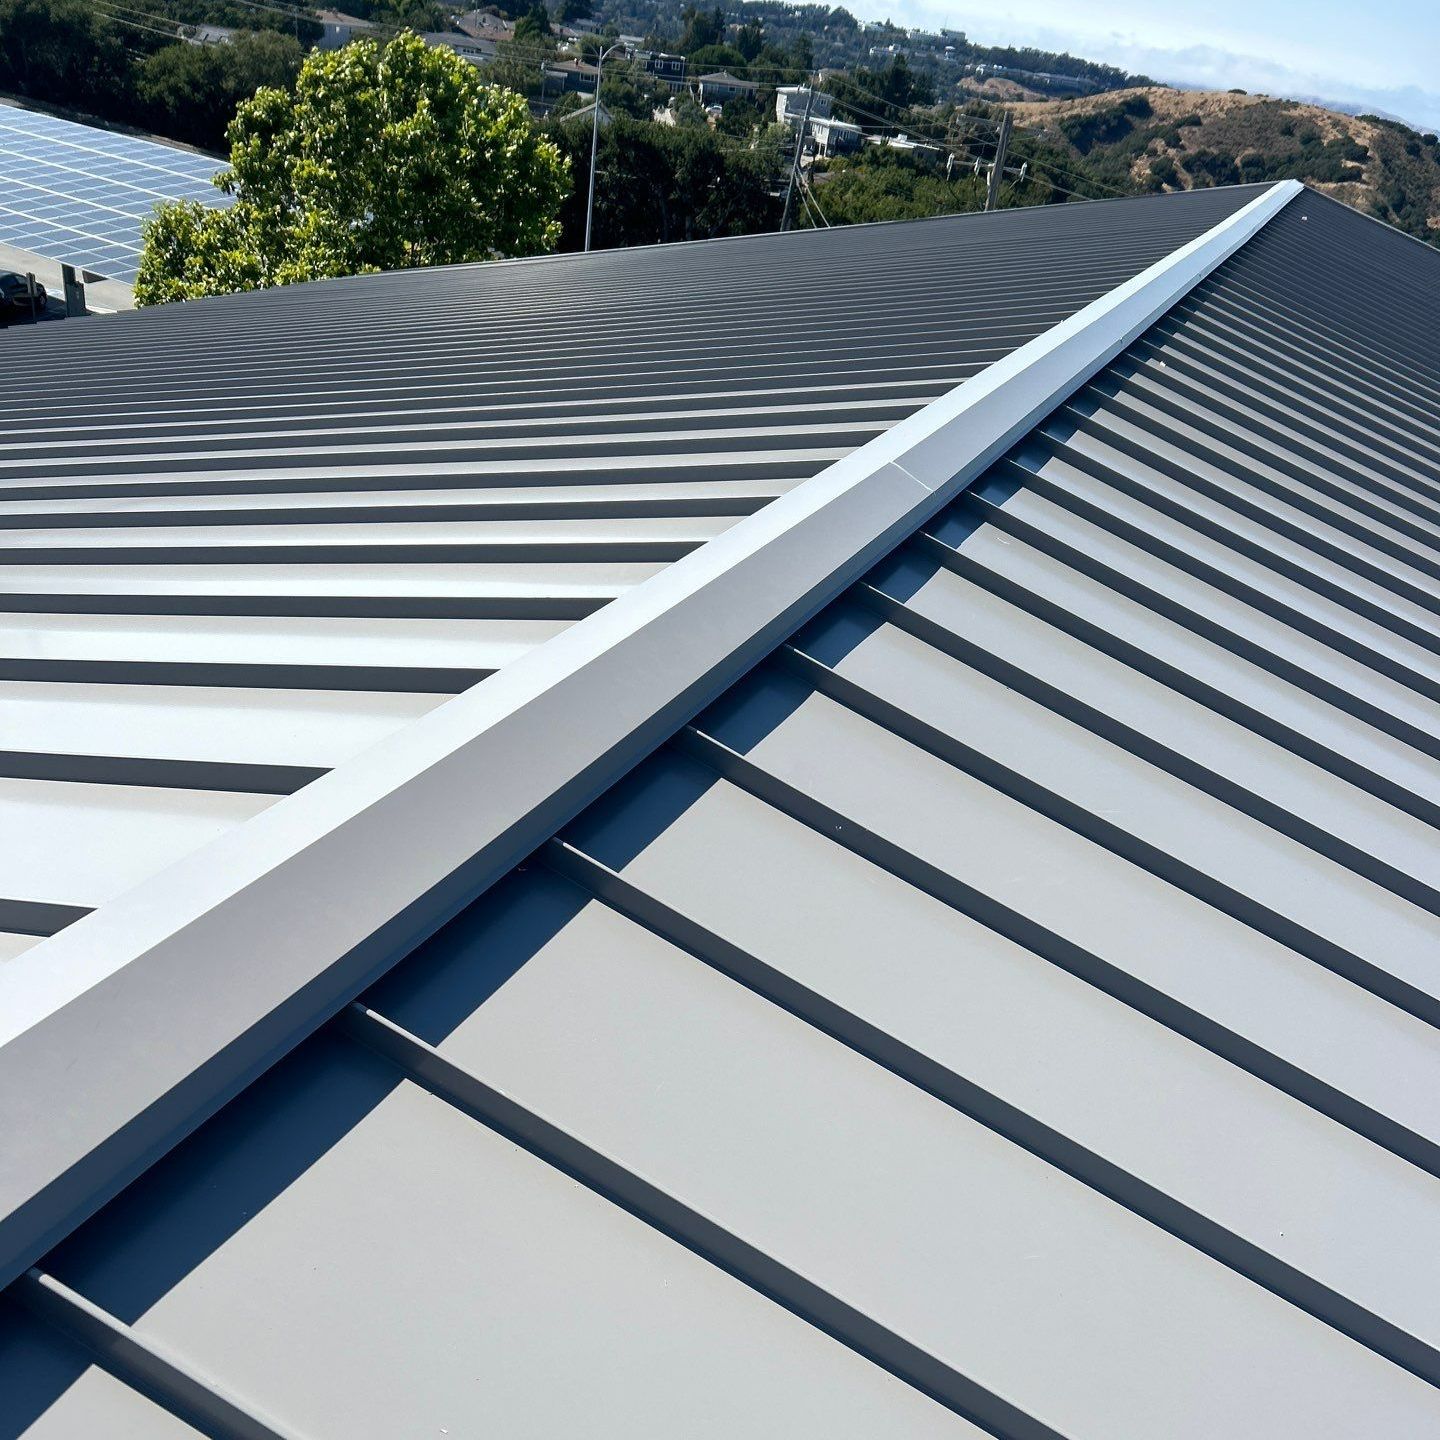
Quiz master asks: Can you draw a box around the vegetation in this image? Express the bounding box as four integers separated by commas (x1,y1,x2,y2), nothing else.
799,149,976,226
591,0,1143,94
4,0,1436,278
1057,93,1152,153
547,111,781,246
135,33,569,303
133,31,305,150
1015,89,1438,242
0,0,302,152
828,56,935,121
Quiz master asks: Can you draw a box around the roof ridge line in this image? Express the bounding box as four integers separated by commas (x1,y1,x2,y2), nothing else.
0,178,1300,1291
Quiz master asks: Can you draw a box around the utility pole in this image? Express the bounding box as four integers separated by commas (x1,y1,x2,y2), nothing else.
985,109,1012,212
584,42,624,252
779,81,816,233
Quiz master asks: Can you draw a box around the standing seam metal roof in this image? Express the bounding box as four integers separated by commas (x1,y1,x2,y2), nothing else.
0,186,1257,952
8,183,1440,1439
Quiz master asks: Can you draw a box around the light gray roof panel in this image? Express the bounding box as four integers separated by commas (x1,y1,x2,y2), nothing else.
42,1036,977,1440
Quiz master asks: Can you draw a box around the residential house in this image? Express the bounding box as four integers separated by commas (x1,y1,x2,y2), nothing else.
457,9,515,42
419,31,497,65
696,71,759,106
810,115,862,155
541,59,601,97
561,98,614,129
642,51,687,90
316,9,376,49
454,10,515,43
776,85,833,128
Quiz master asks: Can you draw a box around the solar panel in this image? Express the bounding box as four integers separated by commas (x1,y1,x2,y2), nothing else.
0,103,229,284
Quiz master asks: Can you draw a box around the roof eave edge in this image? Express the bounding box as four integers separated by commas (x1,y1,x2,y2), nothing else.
0,179,1301,1289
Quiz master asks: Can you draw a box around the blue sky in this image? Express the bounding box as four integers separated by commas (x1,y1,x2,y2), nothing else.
870,0,1440,131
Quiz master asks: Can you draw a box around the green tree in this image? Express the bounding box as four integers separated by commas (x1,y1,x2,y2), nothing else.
136,32,569,304
485,30,559,98
136,30,303,152
0,0,133,114
548,113,781,248
677,3,724,54
513,1,551,44
687,43,747,72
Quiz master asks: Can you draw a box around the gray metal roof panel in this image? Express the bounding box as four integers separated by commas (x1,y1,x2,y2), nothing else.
20,183,1440,1434
0,186,1261,946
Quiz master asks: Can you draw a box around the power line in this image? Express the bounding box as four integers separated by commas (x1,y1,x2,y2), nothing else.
82,12,1127,212
800,176,830,226
225,0,323,23
92,6,192,41
1014,150,1130,199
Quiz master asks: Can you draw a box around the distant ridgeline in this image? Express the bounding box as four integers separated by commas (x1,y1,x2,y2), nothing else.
592,0,1143,93
1016,90,1440,247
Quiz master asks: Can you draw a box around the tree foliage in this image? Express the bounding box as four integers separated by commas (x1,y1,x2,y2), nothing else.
136,31,303,150
0,0,306,150
136,32,569,304
548,112,781,247
828,57,935,121
677,3,724,54
0,0,134,115
513,1,553,43
796,146,1060,227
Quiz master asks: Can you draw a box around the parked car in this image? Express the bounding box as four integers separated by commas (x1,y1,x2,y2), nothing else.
0,271,48,322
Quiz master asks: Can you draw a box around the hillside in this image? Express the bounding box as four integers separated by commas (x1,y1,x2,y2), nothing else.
1008,87,1440,244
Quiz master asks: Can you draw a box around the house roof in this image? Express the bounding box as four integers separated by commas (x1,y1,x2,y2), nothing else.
697,70,759,88
6,183,1440,1436
453,10,514,40
419,30,494,52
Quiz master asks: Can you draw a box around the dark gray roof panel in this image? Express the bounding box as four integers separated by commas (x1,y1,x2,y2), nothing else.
0,186,1263,946
17,186,1440,1436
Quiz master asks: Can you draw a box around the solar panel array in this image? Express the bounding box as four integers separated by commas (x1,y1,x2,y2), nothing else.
0,104,227,284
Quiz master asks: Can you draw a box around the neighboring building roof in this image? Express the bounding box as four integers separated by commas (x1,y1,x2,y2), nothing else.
419,30,495,57
697,70,759,88
454,6,514,36
878,132,948,156
5,183,1439,1436
559,98,614,127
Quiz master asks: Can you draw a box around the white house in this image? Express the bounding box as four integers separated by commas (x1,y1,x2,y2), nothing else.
776,85,833,128
811,116,862,155
316,9,377,49
420,31,497,65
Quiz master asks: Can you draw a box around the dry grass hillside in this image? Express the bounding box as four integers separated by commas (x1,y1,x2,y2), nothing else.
1009,86,1440,243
